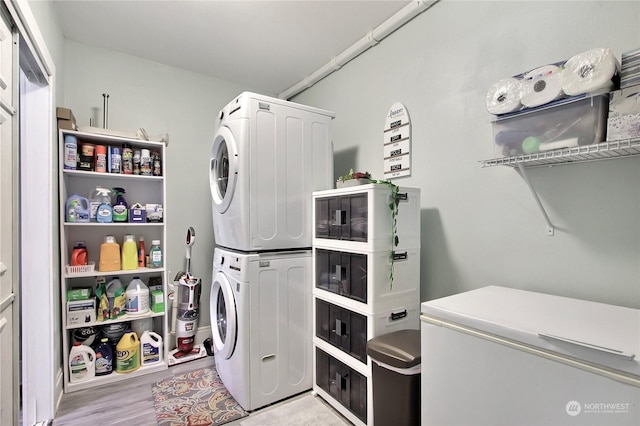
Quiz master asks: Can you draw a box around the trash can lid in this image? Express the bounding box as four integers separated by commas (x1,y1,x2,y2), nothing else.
366,329,421,369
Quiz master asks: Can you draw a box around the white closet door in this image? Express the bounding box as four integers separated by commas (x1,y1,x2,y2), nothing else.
0,8,17,426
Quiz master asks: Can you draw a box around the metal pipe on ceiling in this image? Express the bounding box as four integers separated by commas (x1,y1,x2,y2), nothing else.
278,0,438,100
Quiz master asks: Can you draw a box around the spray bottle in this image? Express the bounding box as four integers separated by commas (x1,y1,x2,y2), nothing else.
112,187,128,222
91,187,113,223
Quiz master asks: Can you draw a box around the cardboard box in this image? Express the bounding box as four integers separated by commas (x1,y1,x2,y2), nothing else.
66,288,92,301
151,290,164,313
57,107,78,130
56,107,75,121
146,203,163,223
67,299,96,326
129,203,147,223
57,119,77,130
607,85,640,141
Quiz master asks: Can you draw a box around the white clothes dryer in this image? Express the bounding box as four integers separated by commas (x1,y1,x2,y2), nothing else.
210,246,313,411
210,92,334,252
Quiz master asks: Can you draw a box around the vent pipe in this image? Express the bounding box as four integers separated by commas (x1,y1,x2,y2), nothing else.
278,0,438,99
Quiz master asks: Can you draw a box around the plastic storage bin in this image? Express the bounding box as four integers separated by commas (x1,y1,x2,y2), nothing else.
492,94,609,158
314,246,420,312
313,184,421,252
315,347,368,423
366,329,421,426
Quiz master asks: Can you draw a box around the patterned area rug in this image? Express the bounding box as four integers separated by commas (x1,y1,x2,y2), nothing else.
152,367,248,425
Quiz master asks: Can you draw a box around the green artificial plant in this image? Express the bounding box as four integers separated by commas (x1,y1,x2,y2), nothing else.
370,178,400,290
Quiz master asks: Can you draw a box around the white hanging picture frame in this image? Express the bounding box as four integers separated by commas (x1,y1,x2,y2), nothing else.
383,102,411,179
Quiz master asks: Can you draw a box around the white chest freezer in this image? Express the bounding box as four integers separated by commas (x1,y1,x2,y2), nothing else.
420,286,640,426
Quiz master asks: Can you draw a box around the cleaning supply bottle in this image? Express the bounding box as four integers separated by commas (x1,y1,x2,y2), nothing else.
116,331,140,373
94,187,113,223
140,330,163,366
149,240,163,268
138,236,146,268
112,187,128,222
63,135,77,170
66,195,90,223
99,235,121,272
106,277,126,319
69,342,96,383
121,234,138,270
125,277,150,315
70,242,88,266
94,337,114,376
95,145,107,173
90,187,112,222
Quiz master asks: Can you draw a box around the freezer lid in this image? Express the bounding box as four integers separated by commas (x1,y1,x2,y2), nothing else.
421,286,640,378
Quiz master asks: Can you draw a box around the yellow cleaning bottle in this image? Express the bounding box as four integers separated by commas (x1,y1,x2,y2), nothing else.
116,331,140,373
99,235,121,272
121,234,138,270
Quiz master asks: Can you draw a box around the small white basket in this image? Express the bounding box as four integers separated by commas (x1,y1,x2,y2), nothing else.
66,261,96,275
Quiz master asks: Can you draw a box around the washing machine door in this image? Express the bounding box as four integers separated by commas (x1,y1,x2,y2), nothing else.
210,125,238,214
210,270,238,359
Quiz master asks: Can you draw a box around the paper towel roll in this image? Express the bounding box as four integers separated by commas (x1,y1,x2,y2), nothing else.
486,77,522,115
561,48,619,96
520,65,565,108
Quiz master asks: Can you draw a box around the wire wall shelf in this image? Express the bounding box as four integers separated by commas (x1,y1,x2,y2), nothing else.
480,138,640,168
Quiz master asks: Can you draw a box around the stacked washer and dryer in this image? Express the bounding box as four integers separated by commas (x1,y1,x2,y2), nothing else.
208,92,335,411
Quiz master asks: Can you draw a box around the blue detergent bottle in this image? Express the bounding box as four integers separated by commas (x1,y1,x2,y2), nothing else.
94,337,113,376
66,195,90,223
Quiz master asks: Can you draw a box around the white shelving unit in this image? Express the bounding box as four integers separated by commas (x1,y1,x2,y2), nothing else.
480,137,640,236
59,129,169,393
480,137,640,169
311,183,421,426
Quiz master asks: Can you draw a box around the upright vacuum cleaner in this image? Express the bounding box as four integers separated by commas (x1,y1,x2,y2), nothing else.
168,227,207,365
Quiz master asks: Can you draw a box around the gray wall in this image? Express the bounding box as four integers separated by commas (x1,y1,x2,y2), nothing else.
293,0,640,308
36,1,640,341
62,41,254,329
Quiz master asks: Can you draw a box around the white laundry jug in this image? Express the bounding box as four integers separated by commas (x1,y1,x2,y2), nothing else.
69,342,96,383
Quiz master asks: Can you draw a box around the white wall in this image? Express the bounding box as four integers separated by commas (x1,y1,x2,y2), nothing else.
28,0,64,102
293,0,640,308
63,41,251,329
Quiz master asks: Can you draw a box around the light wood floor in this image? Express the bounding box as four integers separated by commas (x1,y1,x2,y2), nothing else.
54,355,349,425
55,356,215,425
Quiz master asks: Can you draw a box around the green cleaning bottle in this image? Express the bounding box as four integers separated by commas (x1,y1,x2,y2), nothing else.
112,187,128,222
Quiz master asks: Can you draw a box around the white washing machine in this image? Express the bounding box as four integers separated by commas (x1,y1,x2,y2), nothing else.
210,246,313,411
209,92,334,252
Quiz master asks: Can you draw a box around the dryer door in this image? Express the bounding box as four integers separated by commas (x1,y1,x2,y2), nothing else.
210,270,238,359
210,125,239,214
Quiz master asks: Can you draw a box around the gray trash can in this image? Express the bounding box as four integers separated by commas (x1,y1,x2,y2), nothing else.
366,329,421,426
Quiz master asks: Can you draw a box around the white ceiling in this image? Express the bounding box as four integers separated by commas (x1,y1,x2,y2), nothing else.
53,0,411,96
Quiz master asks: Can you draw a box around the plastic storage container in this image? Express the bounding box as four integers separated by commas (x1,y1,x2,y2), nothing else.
94,337,114,376
313,184,421,252
149,240,163,268
366,329,421,426
69,342,96,383
121,234,138,270
105,277,126,319
126,277,150,315
492,94,609,158
116,331,140,373
140,330,163,366
98,235,121,272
